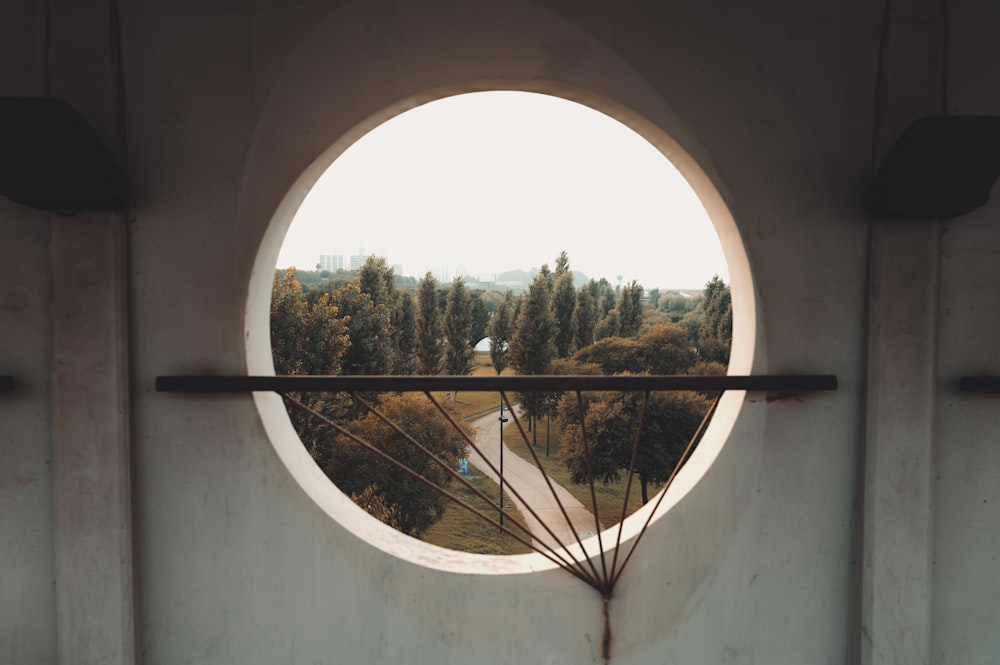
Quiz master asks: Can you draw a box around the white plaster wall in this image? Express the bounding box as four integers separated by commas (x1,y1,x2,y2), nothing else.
5,0,999,663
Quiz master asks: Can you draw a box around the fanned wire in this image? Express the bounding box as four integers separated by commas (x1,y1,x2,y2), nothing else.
423,390,601,587
499,392,608,592
282,393,598,588
608,392,722,588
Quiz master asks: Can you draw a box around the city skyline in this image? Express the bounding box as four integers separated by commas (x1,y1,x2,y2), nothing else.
276,91,729,291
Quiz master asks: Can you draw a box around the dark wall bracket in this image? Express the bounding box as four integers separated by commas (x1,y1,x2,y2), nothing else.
0,97,130,215
959,376,1000,392
866,115,1000,221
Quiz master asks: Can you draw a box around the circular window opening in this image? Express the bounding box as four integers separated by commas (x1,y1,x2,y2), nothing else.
266,90,738,561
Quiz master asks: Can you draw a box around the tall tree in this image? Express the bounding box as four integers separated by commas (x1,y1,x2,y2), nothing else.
333,282,394,375
553,265,578,358
358,255,395,307
444,276,475,376
392,290,419,374
700,275,732,365
510,268,557,433
468,291,489,349
554,250,571,276
510,269,557,376
574,286,597,350
594,308,621,340
416,272,444,374
486,291,515,375
270,269,307,374
618,279,644,338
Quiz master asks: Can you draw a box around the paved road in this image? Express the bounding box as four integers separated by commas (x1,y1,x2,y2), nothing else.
467,408,599,550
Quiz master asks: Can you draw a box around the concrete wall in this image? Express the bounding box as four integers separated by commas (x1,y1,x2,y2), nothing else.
2,0,999,663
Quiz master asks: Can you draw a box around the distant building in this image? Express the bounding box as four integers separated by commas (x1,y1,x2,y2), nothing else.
318,254,343,271
349,255,365,271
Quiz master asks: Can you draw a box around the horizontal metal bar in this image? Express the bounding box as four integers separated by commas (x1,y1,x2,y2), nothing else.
959,376,1000,392
0,375,12,392
156,374,837,393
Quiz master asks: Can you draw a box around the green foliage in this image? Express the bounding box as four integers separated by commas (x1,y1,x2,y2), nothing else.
270,269,308,374
659,291,699,322
573,322,696,375
574,286,597,350
699,275,732,365
444,276,475,376
510,269,556,375
416,272,444,374
324,393,471,536
391,291,419,374
510,268,557,424
350,484,402,530
333,281,394,376
468,291,489,348
594,309,621,340
358,255,395,307
557,389,710,503
486,291,515,375
553,269,578,358
617,280,644,338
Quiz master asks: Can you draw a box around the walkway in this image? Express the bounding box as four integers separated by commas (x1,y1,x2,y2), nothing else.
467,409,599,550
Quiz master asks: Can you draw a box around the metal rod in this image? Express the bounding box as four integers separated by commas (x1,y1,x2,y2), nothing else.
156,374,837,393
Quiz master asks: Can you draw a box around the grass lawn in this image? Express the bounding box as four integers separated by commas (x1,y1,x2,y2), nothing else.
420,463,533,555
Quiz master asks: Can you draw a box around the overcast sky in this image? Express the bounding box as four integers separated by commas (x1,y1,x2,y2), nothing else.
276,91,728,290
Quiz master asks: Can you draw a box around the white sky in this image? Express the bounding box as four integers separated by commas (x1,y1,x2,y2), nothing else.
276,91,728,290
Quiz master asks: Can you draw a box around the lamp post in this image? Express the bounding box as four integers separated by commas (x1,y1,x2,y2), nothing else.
499,396,509,530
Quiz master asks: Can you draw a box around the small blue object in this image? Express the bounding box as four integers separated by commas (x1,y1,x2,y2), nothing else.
459,459,469,475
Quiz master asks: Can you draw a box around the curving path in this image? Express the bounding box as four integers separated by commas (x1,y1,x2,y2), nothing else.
467,408,598,550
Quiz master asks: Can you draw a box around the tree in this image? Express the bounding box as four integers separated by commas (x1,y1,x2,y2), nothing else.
699,275,732,365
392,290,419,374
468,291,489,349
350,484,401,530
333,281,394,376
510,269,557,436
557,389,710,503
416,272,444,374
270,269,307,374
270,269,351,469
554,250,571,276
637,323,698,374
553,267,578,358
486,291,515,375
324,393,471,536
444,276,475,376
358,255,394,307
573,322,696,376
618,279,644,338
574,286,597,350
594,308,621,340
